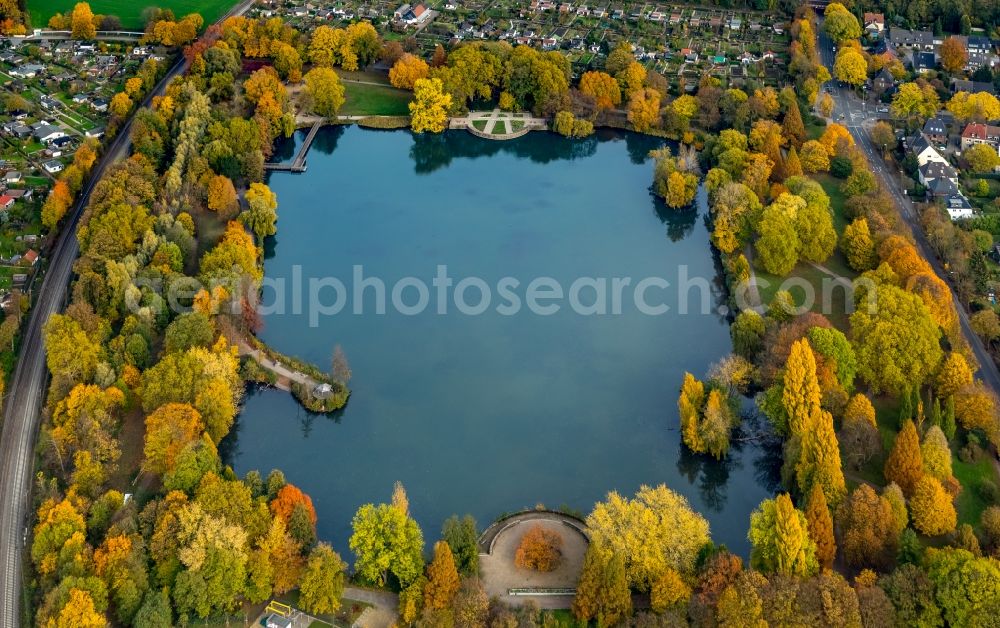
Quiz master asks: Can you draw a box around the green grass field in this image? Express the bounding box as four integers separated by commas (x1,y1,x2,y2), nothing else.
29,0,234,31
340,81,412,116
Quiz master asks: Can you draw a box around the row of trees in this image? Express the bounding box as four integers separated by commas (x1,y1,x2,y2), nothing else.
30,16,361,623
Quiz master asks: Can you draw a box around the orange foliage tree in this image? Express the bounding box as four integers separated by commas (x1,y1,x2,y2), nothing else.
271,483,318,525
514,523,563,572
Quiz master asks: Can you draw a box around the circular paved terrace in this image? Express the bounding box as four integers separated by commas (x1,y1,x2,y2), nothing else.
451,109,549,140
478,512,589,608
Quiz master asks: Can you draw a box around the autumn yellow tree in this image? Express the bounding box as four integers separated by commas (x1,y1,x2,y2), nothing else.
586,484,710,587
940,36,969,73
885,419,924,496
206,174,239,218
627,88,661,133
410,78,451,133
678,372,705,453
782,339,822,436
303,67,346,118
805,483,836,569
748,493,818,576
834,48,867,86
649,568,691,613
70,2,96,39
800,140,830,172
143,402,204,475
843,393,876,426
937,352,974,399
616,61,646,97
424,540,460,609
910,475,957,535
841,217,876,271
41,180,73,231
948,91,1000,122
389,53,430,90
579,71,622,111
109,92,133,119
818,123,853,156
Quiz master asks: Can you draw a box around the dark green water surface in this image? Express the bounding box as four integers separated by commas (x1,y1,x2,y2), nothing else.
223,126,779,557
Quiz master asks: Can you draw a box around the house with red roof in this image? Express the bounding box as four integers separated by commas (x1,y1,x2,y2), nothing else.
960,123,1000,151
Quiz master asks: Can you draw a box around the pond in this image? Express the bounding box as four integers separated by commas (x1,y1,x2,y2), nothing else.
222,126,779,559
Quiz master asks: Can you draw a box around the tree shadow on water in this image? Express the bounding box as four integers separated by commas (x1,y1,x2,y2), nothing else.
310,124,347,156
408,130,602,174
675,442,737,513
651,194,698,242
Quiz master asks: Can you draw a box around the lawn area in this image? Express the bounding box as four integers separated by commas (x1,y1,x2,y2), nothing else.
472,119,487,131
339,81,411,116
754,260,853,330
492,119,508,134
511,120,525,131
29,0,234,30
813,173,850,233
953,454,999,528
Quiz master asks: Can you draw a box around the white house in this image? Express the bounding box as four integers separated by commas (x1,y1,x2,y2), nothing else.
42,159,64,174
910,134,948,167
944,194,974,219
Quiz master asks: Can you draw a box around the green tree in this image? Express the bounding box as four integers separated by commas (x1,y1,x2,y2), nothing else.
164,312,215,354
731,310,766,358
299,543,347,615
349,500,424,587
441,515,478,575
756,196,802,275
748,493,819,576
925,548,1000,627
241,182,279,240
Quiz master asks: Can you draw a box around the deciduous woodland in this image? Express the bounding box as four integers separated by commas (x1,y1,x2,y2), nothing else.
18,1,1000,626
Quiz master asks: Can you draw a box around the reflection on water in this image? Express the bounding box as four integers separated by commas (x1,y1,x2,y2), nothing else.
235,127,776,558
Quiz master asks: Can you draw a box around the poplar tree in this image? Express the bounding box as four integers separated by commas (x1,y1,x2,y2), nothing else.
749,493,818,576
805,483,836,569
424,541,460,610
784,145,803,177
782,339,822,436
910,476,957,535
678,373,705,452
885,420,924,497
783,99,806,146
797,406,847,505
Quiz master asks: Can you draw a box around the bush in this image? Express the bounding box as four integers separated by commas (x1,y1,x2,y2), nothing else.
514,524,563,572
830,156,853,178
959,443,984,463
357,116,411,129
976,479,999,502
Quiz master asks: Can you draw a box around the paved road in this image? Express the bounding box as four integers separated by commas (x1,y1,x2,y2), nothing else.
344,586,399,628
0,4,255,626
817,27,1000,396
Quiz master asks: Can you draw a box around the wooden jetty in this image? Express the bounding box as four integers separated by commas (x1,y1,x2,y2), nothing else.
263,121,322,173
